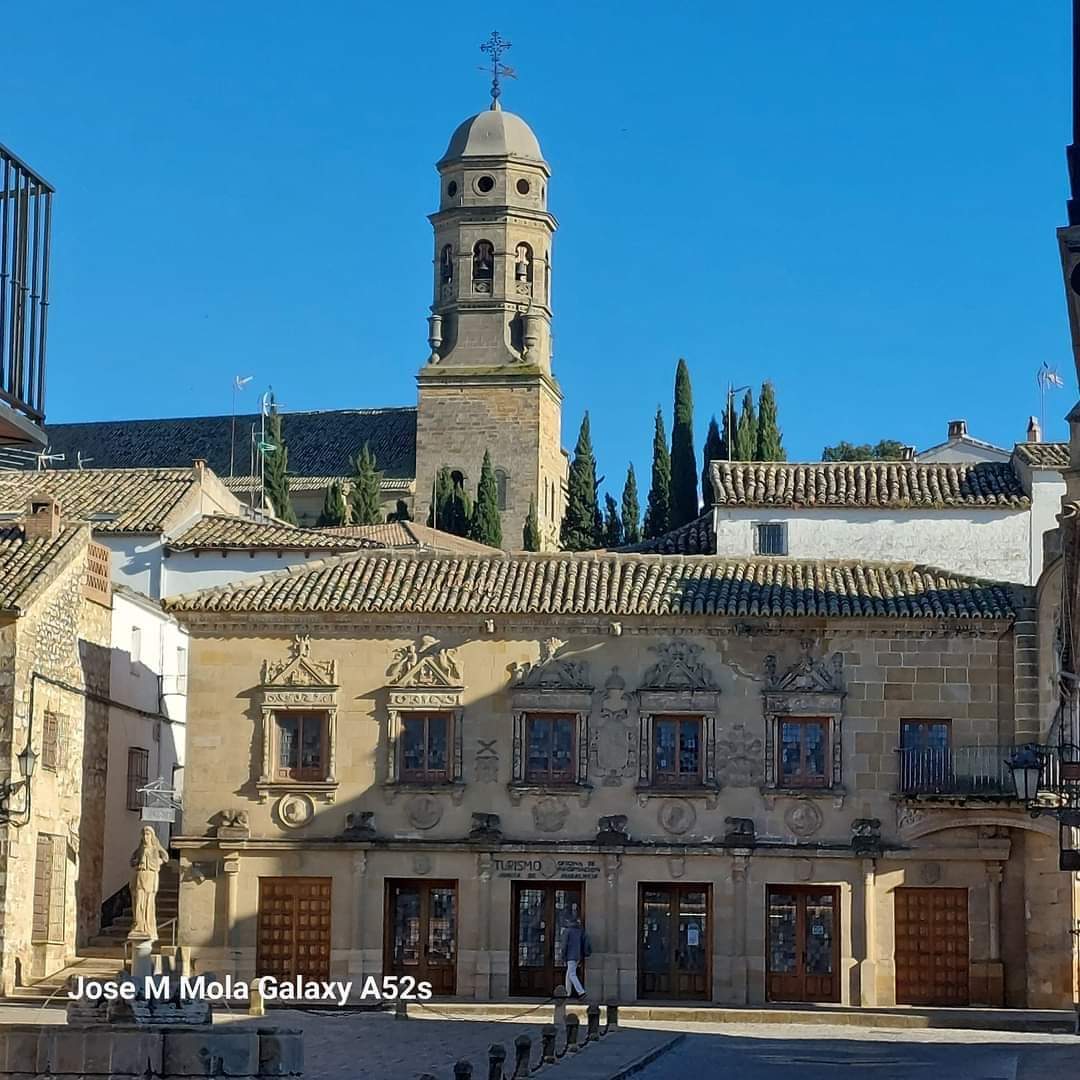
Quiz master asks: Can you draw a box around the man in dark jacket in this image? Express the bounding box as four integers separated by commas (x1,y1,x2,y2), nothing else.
561,916,590,998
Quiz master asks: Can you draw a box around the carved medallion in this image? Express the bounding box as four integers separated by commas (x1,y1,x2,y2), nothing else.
406,794,443,831
784,799,824,839
276,792,315,830
658,800,696,836
412,854,432,876
532,797,569,833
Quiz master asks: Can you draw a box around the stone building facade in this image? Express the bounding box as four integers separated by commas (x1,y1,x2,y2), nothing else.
168,550,1077,1009
0,497,112,993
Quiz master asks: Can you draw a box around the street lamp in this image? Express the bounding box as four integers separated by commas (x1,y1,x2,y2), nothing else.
1006,745,1043,804
0,740,38,827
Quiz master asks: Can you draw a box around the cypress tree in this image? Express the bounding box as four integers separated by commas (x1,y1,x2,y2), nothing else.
389,498,412,522
317,481,347,527
349,444,382,525
735,389,757,460
523,494,541,551
263,403,298,525
643,408,671,540
701,415,724,511
669,358,698,528
603,493,623,547
470,450,503,547
427,467,453,529
621,464,641,544
447,478,473,538
560,412,602,551
721,397,735,462
755,380,785,461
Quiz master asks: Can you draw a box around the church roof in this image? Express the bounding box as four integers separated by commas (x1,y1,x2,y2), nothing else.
708,460,1029,510
441,107,544,163
165,550,1018,620
43,407,417,480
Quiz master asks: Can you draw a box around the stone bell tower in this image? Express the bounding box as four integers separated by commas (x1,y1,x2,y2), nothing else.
414,36,566,549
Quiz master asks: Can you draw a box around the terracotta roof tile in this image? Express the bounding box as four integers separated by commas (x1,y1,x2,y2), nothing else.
165,551,1017,620
167,515,380,552
616,512,715,555
1013,442,1070,468
321,522,503,554
708,460,1029,509
0,524,85,612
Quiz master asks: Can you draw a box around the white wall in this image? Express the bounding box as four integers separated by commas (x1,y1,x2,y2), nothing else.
100,535,165,599
712,506,1035,583
102,590,188,903
161,550,325,597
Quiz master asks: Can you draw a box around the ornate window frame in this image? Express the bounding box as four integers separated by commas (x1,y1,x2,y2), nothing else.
257,635,339,804
633,641,721,806
762,646,846,805
384,638,465,803
509,638,593,805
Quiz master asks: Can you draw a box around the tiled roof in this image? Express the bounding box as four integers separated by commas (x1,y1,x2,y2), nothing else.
321,522,504,554
165,552,1017,620
0,468,200,533
166,515,381,552
45,407,417,480
616,513,716,555
1013,442,1070,469
223,475,413,494
0,524,85,612
708,461,1029,509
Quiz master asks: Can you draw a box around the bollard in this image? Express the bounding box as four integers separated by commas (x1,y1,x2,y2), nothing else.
586,1003,600,1042
454,1060,473,1080
512,1034,532,1079
605,1001,619,1031
565,1014,580,1053
248,985,265,1017
395,1000,409,1020
540,1025,557,1064
552,985,568,1029
488,1044,507,1080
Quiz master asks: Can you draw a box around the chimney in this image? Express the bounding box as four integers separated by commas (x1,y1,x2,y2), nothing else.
23,494,62,540
1027,415,1043,443
947,419,967,440
901,446,917,461
192,458,207,479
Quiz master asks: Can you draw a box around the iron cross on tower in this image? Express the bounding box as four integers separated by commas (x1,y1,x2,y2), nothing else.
480,30,515,106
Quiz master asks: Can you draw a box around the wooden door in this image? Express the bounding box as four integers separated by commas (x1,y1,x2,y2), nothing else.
385,880,457,995
766,886,840,1002
256,877,332,981
510,883,584,996
895,887,969,1005
638,884,711,1000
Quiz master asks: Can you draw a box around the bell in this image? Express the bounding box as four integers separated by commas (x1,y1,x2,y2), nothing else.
515,261,528,281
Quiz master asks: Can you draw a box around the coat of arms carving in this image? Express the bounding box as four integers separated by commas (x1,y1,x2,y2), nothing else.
640,641,718,691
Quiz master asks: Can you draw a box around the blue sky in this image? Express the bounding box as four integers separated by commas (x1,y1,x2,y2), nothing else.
4,1,1077,491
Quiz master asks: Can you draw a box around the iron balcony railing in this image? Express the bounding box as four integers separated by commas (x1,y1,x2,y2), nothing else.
0,143,53,429
897,744,1061,797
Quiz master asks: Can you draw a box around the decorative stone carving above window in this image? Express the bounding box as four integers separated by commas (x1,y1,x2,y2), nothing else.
385,636,465,802
257,635,339,804
762,643,846,801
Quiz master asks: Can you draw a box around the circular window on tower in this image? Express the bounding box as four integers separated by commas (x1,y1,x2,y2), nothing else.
476,175,496,194
447,180,458,197
516,178,531,195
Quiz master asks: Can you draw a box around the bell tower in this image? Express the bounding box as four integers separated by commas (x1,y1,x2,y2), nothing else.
414,35,565,549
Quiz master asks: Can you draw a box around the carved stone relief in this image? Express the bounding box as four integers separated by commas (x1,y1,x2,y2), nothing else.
658,800,696,836
593,668,636,786
412,854,432,876
668,855,686,879
794,858,814,881
715,723,763,787
263,634,337,687
387,635,462,688
512,637,590,690
406,793,443,831
474,739,499,783
275,792,315,830
784,800,824,839
920,862,942,885
532,797,569,833
641,641,718,690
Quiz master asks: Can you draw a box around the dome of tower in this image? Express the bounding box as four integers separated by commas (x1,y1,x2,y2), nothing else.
441,106,544,163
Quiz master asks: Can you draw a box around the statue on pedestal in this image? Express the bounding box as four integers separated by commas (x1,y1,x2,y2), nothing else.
129,826,169,942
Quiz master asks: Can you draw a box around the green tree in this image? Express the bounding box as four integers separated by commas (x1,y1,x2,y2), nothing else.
644,407,672,539
603,493,623,547
669,358,698,528
735,389,757,460
822,439,907,461
522,494,541,551
470,450,503,547
560,412,602,551
427,467,453,529
754,380,785,461
447,477,473,538
349,443,382,525
622,464,641,545
263,402,298,525
701,415,724,511
388,498,412,522
721,398,735,462
317,480,347,527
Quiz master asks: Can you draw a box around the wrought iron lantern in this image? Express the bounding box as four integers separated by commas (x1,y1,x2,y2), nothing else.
0,740,38,826
1006,745,1043,804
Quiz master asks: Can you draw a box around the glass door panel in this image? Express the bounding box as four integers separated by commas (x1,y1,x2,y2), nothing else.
510,883,584,996
638,884,710,1000
766,886,839,1003
385,880,457,995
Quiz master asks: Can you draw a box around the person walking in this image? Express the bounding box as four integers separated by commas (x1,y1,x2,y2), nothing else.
561,915,591,998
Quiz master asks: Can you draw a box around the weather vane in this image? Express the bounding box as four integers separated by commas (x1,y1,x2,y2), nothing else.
480,30,516,107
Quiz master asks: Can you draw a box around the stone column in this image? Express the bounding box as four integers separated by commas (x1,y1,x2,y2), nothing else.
475,853,493,1001
604,853,622,1001
859,859,877,1006
731,853,749,1005
349,852,368,983
981,861,1005,1006
222,852,240,975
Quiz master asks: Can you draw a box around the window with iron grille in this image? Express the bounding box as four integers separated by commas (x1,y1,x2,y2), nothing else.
41,710,61,771
32,834,66,943
754,522,787,556
127,747,149,810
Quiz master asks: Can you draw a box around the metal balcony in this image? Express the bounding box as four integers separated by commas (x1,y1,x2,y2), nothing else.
897,744,1061,798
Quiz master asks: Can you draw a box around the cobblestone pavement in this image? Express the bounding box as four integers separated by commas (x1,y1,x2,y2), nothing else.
631,1021,1080,1079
